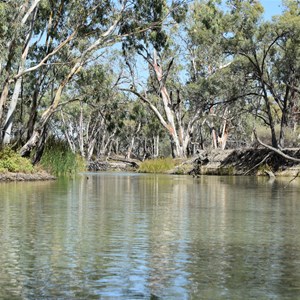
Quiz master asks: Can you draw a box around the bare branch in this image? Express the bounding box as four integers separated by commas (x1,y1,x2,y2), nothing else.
120,88,169,129
21,0,41,24
13,31,77,81
253,129,300,162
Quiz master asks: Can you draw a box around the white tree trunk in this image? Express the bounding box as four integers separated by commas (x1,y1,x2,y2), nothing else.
79,102,85,158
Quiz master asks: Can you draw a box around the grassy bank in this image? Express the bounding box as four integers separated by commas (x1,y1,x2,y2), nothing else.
138,157,177,173
0,139,86,178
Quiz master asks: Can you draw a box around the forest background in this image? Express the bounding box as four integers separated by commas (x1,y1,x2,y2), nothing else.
0,0,299,175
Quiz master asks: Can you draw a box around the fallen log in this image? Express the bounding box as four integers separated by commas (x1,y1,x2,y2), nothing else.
107,157,140,168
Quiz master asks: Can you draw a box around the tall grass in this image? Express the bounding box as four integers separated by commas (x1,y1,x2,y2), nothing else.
40,138,86,176
138,157,176,173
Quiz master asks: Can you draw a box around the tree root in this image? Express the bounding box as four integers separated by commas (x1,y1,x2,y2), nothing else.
243,153,271,175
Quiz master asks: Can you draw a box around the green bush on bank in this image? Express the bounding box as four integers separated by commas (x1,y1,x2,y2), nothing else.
138,157,176,173
40,138,86,176
0,147,34,173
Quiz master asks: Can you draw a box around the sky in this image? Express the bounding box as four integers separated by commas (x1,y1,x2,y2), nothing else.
260,0,284,19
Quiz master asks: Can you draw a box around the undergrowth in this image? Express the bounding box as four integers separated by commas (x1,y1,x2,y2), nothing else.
40,138,86,176
138,157,176,173
0,147,34,173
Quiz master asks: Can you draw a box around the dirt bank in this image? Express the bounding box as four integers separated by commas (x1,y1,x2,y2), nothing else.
88,156,140,172
0,171,56,182
191,148,300,177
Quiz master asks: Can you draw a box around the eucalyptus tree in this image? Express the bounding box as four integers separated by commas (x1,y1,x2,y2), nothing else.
0,0,79,145
17,0,123,157
117,0,233,158
123,102,145,159
225,0,300,148
274,1,300,147
183,0,256,150
52,62,122,160
0,0,178,159
122,48,199,158
0,0,41,143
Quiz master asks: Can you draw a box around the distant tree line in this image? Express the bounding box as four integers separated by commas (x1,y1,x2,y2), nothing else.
0,0,299,161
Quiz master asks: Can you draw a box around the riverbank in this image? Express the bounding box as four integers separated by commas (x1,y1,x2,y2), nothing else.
0,171,56,182
2,147,299,181
188,148,300,177
0,147,57,182
88,148,300,177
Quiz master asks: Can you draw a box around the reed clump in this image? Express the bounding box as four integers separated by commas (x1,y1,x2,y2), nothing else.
138,157,176,173
40,138,86,176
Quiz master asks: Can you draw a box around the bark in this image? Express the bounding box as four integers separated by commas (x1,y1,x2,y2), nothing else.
212,127,218,149
20,82,66,156
152,51,185,157
60,111,76,153
32,126,48,164
87,138,96,161
279,86,292,148
153,135,159,158
279,110,288,149
218,107,229,150
3,7,37,144
126,122,141,159
79,102,85,157
0,63,13,125
99,130,116,156
262,90,278,148
0,1,41,122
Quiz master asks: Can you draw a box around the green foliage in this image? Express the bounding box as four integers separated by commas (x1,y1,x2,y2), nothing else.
138,157,176,173
0,147,34,173
40,138,86,176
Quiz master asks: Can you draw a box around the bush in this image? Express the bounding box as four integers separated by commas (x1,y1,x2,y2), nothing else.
138,157,176,173
0,147,34,173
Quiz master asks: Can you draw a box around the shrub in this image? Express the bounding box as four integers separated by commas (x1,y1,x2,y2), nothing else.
0,147,34,173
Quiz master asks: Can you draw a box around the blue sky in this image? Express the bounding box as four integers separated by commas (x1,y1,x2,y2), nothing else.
260,0,284,19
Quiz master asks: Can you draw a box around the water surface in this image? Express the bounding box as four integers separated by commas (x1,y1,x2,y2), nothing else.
0,173,300,299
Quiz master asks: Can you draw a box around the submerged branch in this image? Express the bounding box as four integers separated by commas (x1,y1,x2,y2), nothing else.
243,153,271,175
284,172,300,188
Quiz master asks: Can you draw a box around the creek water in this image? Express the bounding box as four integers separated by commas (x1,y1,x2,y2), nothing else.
0,173,300,299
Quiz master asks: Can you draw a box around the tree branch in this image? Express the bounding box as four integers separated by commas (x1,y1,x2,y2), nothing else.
120,88,169,129
253,129,300,162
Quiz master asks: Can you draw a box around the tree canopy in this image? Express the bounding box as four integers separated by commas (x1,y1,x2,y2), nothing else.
0,0,299,161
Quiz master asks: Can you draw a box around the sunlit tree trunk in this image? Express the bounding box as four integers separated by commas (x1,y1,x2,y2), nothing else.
3,8,37,144
126,122,141,159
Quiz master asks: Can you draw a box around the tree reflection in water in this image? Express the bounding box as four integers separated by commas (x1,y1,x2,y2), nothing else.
0,174,299,299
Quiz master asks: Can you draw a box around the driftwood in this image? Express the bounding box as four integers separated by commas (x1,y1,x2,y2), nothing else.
243,153,271,176
284,172,300,188
107,157,140,168
265,170,276,178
